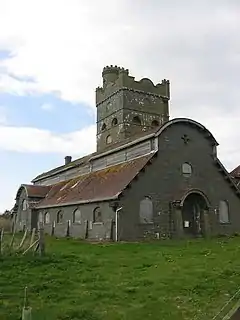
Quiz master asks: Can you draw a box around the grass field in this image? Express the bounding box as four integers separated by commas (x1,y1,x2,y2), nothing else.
0,236,240,320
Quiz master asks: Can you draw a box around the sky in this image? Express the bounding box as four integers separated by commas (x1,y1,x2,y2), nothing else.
0,0,240,212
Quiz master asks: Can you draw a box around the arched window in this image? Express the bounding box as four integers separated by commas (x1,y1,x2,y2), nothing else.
38,212,43,223
57,210,63,224
44,212,50,224
132,116,141,125
106,135,112,144
151,119,159,127
112,118,118,126
93,207,102,223
182,162,192,177
139,196,153,224
22,199,28,211
219,200,230,224
73,208,81,224
101,123,106,131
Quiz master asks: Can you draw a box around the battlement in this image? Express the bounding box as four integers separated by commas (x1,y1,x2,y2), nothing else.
96,66,170,105
102,65,129,76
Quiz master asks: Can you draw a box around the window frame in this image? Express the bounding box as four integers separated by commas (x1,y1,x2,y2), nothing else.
151,119,160,127
132,115,142,125
44,212,50,224
93,206,103,224
181,162,192,177
38,212,43,223
112,118,118,126
106,135,112,144
56,210,63,224
139,196,154,224
73,208,82,224
101,123,106,131
218,200,230,224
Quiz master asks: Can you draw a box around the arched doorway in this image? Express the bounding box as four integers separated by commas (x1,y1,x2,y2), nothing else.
181,192,209,236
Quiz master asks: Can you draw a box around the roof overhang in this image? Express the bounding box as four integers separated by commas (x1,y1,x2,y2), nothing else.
36,194,120,209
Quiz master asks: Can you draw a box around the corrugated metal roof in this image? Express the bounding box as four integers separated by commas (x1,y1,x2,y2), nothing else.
36,153,155,208
23,184,51,198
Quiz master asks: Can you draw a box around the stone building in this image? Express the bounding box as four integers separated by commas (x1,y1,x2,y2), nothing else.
13,65,240,241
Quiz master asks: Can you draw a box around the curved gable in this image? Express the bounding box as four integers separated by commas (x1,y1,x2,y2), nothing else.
15,185,28,201
15,184,51,201
155,118,219,146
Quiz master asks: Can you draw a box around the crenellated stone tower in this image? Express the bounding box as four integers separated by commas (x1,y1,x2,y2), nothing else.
96,65,170,152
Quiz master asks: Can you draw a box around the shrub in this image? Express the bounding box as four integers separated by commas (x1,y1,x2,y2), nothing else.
0,217,12,232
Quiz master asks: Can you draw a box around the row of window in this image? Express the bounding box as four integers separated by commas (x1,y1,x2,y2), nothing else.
101,118,118,131
101,116,160,132
38,199,154,225
35,198,231,227
39,207,102,225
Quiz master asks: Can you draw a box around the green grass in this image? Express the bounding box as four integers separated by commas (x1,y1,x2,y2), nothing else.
1,236,240,320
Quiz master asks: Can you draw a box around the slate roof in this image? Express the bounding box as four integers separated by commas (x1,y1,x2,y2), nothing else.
230,166,240,179
36,153,155,208
22,184,51,198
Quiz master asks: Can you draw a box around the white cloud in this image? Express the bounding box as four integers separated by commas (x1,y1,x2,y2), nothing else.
0,106,8,124
0,0,235,107
0,0,240,215
0,123,96,155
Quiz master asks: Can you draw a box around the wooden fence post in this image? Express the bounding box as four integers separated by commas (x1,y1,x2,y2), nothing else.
51,221,55,236
22,287,32,320
38,222,45,257
29,228,36,247
85,220,88,239
66,220,70,237
18,229,28,250
11,220,15,234
0,228,4,256
9,228,16,251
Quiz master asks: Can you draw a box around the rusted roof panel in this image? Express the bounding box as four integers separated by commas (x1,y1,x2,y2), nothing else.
23,184,51,198
36,153,154,208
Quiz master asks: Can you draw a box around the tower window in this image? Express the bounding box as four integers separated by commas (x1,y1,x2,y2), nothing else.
101,123,106,131
151,120,160,127
106,135,112,144
112,118,118,126
132,116,141,125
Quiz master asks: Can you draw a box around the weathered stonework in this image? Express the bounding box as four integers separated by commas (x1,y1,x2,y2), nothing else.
96,66,170,151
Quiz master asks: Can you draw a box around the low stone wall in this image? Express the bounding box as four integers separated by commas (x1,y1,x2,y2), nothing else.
43,219,114,241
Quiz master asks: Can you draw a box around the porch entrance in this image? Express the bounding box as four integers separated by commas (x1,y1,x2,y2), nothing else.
182,192,208,236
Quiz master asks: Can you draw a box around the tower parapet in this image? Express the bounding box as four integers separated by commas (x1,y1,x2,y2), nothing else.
95,65,170,152
96,65,170,106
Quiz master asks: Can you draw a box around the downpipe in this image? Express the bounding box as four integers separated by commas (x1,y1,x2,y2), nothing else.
115,207,122,242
